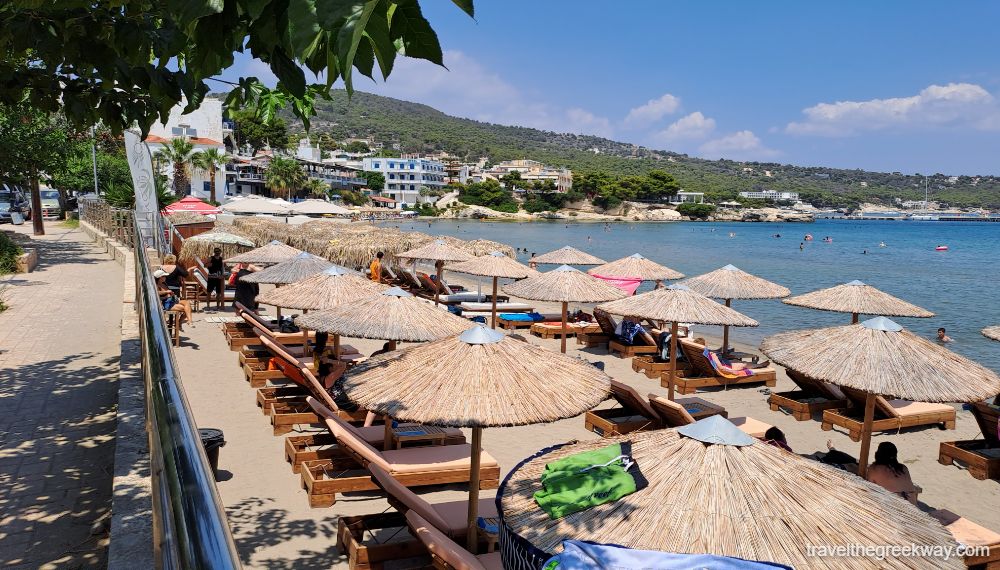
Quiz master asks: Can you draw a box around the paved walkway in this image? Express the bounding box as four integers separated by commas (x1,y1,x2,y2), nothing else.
0,222,123,569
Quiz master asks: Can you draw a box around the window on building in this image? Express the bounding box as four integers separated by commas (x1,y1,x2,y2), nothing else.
373,162,380,168
410,184,415,190
388,162,394,168
389,174,395,179
409,174,415,180
410,164,415,169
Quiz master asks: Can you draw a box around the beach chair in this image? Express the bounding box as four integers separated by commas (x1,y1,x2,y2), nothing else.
648,395,772,438
577,308,616,349
768,369,850,421
821,387,956,442
667,339,776,394
929,509,1000,569
608,323,658,358
406,511,502,570
939,401,1000,480
529,320,600,339
497,312,553,330
228,306,318,350
299,397,500,507
584,381,728,438
395,268,425,292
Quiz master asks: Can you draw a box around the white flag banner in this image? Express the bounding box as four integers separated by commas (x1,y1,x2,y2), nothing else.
123,130,161,249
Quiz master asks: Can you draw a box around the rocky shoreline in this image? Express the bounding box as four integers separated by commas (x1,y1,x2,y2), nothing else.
435,202,815,223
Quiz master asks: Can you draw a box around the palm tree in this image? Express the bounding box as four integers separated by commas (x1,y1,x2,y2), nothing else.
192,148,227,203
155,137,196,196
265,156,306,199
303,177,329,197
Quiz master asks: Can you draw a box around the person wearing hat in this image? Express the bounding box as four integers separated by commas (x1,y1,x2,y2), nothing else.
154,268,193,330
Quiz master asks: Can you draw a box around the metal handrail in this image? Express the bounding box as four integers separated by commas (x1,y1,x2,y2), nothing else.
134,217,241,569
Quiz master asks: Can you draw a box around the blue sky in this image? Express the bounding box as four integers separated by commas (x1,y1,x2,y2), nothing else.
223,1,1000,174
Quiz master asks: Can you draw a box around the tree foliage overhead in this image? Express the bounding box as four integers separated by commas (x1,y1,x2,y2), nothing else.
230,109,291,154
0,0,474,134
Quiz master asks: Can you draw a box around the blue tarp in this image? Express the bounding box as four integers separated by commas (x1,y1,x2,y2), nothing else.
543,541,793,570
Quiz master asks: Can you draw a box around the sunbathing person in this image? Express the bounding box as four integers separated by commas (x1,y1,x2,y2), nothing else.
761,426,792,452
866,442,919,505
154,270,193,330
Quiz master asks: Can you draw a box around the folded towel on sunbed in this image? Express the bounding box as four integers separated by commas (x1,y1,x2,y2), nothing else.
534,442,647,519
544,540,792,570
704,348,754,378
501,312,544,322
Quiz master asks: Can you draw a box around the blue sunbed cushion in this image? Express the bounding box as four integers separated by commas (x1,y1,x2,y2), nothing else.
501,312,544,322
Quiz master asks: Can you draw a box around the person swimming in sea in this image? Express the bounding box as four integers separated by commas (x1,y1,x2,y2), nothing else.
799,242,804,250
879,241,887,248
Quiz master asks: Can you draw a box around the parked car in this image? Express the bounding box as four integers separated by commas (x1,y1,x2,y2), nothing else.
39,188,62,220
0,183,29,224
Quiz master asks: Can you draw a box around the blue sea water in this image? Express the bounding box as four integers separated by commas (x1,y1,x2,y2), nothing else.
388,218,1000,369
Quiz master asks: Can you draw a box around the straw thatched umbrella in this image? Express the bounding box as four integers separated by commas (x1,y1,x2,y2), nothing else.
761,316,1000,477
255,266,383,311
499,416,961,569
342,324,611,551
982,326,1000,342
503,265,626,353
597,284,758,399
239,252,333,285
531,245,605,266
221,196,293,215
396,239,474,305
225,239,302,265
588,253,684,287
783,280,933,323
179,230,254,262
449,251,538,328
681,264,789,354
297,286,472,355
289,200,350,216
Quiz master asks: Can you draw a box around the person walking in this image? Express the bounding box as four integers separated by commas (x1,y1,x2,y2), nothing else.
206,247,225,306
369,251,384,283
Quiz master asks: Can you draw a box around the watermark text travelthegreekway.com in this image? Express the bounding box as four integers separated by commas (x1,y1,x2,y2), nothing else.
807,543,989,560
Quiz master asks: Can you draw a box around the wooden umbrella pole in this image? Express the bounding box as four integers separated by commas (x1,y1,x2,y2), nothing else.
852,312,859,324
490,276,498,329
466,427,483,553
388,340,397,351
277,306,282,320
303,328,310,359
333,334,341,360
434,264,442,306
857,392,876,478
383,415,393,451
667,321,678,400
722,298,732,353
560,301,568,353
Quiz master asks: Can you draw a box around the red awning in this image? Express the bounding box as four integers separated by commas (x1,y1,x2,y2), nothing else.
370,196,397,203
162,196,222,215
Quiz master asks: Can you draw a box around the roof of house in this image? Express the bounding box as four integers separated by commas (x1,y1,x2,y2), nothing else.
145,134,224,146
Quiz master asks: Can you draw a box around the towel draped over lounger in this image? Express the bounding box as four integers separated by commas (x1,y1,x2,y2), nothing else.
704,348,754,378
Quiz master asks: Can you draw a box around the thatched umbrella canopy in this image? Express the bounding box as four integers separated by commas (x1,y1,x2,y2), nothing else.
290,200,351,216
588,253,684,283
597,284,758,399
783,280,933,323
503,265,627,352
500,416,961,569
179,230,254,262
982,326,1000,342
396,239,474,305
255,266,384,311
762,316,1000,476
221,197,293,214
681,264,789,353
343,324,612,550
449,251,539,328
532,245,605,266
239,252,333,285
224,239,302,265
297,286,471,345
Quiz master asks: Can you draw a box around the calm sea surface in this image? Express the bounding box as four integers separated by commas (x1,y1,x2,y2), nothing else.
386,218,1000,369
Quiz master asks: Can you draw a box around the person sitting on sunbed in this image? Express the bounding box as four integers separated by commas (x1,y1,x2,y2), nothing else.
761,427,792,452
618,319,645,345
703,348,769,377
866,442,919,505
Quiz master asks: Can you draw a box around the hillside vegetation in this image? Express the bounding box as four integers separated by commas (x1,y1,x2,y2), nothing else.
285,90,1000,208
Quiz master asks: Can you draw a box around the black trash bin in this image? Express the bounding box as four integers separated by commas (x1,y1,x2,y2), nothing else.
199,428,226,480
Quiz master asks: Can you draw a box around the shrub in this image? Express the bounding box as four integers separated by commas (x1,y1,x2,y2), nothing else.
0,231,23,274
676,203,716,219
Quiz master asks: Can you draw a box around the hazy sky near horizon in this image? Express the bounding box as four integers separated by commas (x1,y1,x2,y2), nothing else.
222,1,1000,175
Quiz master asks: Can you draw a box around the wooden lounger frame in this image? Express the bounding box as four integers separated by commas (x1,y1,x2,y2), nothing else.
283,426,468,474
257,385,308,416
497,316,537,330
768,370,848,421
529,322,599,339
584,381,662,438
822,387,956,441
337,512,425,570
666,340,776,394
938,402,1000,480
632,355,690,380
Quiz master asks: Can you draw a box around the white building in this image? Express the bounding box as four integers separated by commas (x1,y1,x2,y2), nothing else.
145,97,229,200
669,191,704,204
295,138,322,162
738,190,800,202
486,159,573,192
362,155,446,209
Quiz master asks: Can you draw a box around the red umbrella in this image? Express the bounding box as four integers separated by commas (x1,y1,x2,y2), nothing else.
162,196,221,215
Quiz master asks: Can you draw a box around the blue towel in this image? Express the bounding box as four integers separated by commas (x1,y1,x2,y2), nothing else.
543,541,792,570
500,312,544,322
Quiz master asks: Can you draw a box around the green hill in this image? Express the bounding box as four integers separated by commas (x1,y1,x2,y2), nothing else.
284,90,1000,209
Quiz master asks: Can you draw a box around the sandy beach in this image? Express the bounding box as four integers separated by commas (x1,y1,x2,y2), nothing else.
170,270,1000,568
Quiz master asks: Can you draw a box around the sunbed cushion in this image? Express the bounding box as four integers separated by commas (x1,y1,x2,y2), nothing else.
432,499,499,538
502,312,544,322
407,512,488,570
610,381,659,421
371,464,453,531
462,302,531,312
438,292,487,303
730,416,772,439
323,415,390,470
383,444,498,474
478,553,503,570
930,509,1000,547
886,400,954,417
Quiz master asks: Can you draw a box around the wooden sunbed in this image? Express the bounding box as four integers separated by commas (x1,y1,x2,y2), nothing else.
227,307,316,350
337,511,425,570
529,321,600,339
821,387,956,442
496,313,559,330
939,401,1000,480
406,511,501,570
584,379,725,437
608,323,658,358
577,308,616,349
929,509,1000,569
768,369,849,421
648,395,773,438
300,397,500,507
666,339,776,394
284,425,468,475
187,267,235,309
